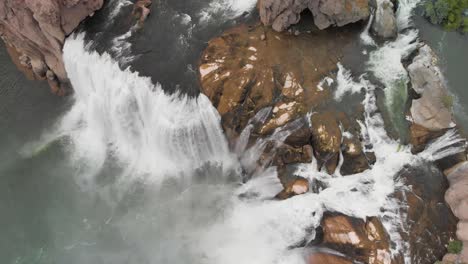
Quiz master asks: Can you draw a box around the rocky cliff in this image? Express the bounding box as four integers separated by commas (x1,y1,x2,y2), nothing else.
0,0,104,95
258,0,370,31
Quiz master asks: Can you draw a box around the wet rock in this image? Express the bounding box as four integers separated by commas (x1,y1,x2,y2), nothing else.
371,0,397,39
340,136,372,175
394,164,457,263
310,112,342,174
408,45,455,131
275,176,309,199
199,24,356,138
409,123,446,152
315,212,395,264
133,0,152,27
0,0,103,94
274,144,313,166
308,252,353,264
259,0,370,31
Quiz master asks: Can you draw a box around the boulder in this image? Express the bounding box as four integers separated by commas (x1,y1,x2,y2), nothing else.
312,212,396,264
310,112,342,174
275,176,310,199
0,0,104,94
259,0,370,31
340,136,373,175
408,45,455,131
371,0,397,39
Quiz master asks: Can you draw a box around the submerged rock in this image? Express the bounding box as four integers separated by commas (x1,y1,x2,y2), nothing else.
371,0,397,39
259,0,370,31
0,0,104,94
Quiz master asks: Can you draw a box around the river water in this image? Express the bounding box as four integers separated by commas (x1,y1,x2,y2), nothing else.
0,0,467,263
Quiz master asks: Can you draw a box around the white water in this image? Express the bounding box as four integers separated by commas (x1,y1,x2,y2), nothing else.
199,0,257,22
60,34,239,186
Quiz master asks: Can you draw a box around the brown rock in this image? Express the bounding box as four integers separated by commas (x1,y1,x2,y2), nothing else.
310,112,342,174
199,24,358,140
0,0,104,94
308,252,353,264
395,165,457,263
340,135,373,175
317,212,395,264
275,176,309,200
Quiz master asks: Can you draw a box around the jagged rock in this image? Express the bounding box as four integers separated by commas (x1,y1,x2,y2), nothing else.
371,0,397,39
408,45,455,131
314,212,396,264
0,0,103,94
259,0,370,31
310,112,342,174
394,165,457,263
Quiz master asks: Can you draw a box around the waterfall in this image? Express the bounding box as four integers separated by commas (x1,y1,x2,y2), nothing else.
59,34,239,186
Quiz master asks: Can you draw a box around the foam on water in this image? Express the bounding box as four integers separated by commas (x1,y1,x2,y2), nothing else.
198,0,257,22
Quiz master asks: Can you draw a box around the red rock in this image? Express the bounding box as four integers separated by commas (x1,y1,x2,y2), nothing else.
275,177,309,200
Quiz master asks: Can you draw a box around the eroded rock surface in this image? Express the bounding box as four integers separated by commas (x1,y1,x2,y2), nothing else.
310,212,398,264
371,0,397,39
258,0,370,31
444,161,468,263
395,165,457,263
408,45,454,134
199,24,374,178
0,0,104,94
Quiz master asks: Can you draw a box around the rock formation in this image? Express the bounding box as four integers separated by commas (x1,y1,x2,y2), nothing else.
199,24,374,178
309,212,398,263
408,45,456,149
258,0,370,31
371,0,397,39
0,0,104,95
444,161,468,263
395,165,458,263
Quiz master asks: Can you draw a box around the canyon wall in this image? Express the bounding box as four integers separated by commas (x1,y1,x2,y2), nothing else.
0,0,104,95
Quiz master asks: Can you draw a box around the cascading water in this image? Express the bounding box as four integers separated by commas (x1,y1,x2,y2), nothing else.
59,34,239,186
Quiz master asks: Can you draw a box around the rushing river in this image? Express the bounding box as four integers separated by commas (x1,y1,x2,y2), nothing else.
0,0,467,263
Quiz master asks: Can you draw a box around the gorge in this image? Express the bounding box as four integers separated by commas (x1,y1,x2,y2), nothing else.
0,0,468,264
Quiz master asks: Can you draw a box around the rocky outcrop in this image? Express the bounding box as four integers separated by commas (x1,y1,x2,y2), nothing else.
309,212,398,263
0,0,104,95
394,165,457,263
444,161,468,263
258,0,370,31
199,24,375,179
408,45,455,140
371,0,397,39
133,0,152,27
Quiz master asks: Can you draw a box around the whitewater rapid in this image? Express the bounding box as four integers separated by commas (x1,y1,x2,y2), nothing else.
29,0,466,263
